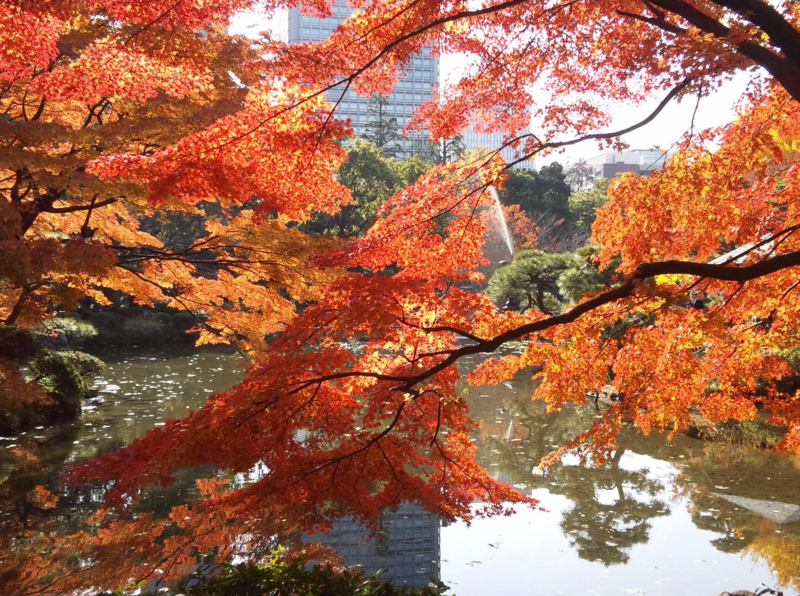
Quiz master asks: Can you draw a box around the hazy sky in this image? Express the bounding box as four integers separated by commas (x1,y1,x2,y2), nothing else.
229,9,753,166
534,73,751,166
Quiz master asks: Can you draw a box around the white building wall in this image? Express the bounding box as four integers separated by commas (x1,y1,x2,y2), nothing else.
587,149,671,179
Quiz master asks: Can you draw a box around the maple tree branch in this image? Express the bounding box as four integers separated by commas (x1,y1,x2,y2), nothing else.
507,78,693,167
711,0,800,65
39,197,118,213
374,79,691,227
431,395,443,447
275,400,410,496
203,0,579,155
708,281,746,316
4,289,29,326
375,440,405,489
288,248,800,396
273,0,800,171
120,266,231,343
410,249,800,381
122,0,186,48
420,325,486,344
645,0,800,101
82,98,110,129
616,8,686,35
215,249,800,443
707,223,800,268
390,308,486,344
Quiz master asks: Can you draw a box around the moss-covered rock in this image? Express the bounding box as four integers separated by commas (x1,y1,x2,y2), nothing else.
0,325,106,431
29,351,86,416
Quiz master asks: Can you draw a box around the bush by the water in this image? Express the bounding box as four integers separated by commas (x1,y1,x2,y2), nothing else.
46,311,201,346
156,560,450,596
695,418,788,449
42,317,98,342
171,311,197,331
0,325,42,360
91,311,123,331
117,317,170,343
155,311,173,326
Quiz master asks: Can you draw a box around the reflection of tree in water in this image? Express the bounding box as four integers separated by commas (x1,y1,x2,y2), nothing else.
676,484,800,592
0,423,87,536
662,443,800,591
680,489,759,553
0,424,251,595
465,362,800,581
470,393,669,566
551,447,669,565
744,523,800,592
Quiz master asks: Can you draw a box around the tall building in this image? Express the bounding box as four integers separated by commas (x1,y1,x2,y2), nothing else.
301,502,441,588
461,123,535,169
288,1,438,155
288,2,532,165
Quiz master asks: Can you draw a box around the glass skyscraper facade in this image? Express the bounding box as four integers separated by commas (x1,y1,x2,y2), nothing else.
288,0,438,155
288,2,532,166
461,123,535,169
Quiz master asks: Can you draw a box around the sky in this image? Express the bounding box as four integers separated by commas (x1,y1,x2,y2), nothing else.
228,8,752,167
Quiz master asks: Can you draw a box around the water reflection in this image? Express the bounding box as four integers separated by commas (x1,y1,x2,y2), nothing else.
1,346,800,595
444,353,800,595
458,355,671,567
302,502,441,588
0,347,245,594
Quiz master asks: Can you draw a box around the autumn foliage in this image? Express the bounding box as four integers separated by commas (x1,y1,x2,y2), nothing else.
5,0,800,592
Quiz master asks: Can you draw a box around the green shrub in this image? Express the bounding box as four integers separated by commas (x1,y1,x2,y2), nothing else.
167,560,450,596
45,316,99,341
91,311,123,330
171,312,197,331
154,312,173,326
0,325,41,360
59,351,105,378
120,317,169,342
119,305,145,317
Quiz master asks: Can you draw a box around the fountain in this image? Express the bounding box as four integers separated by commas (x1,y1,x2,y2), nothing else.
488,186,514,259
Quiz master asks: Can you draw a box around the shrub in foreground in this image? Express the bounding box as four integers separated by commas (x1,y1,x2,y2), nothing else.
164,560,451,596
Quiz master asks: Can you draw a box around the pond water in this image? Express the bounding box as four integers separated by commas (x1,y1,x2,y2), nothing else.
1,346,799,595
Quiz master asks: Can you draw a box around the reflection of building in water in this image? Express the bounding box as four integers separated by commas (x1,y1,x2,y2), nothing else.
302,501,440,587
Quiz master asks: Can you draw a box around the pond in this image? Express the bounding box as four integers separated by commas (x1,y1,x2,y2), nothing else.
1,346,799,595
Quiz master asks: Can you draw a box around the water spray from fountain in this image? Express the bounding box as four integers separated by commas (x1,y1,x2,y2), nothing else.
488,186,514,260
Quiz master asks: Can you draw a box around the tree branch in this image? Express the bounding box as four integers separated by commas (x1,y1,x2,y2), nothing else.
40,197,118,213
712,0,800,66
505,78,693,167
646,0,800,102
